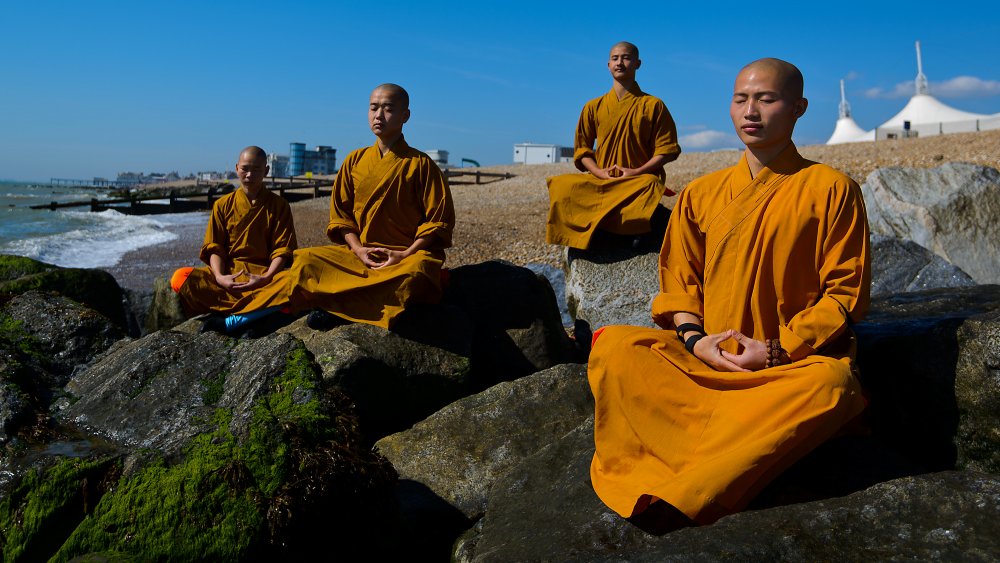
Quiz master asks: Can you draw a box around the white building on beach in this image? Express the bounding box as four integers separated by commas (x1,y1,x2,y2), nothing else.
513,143,573,165
827,41,1000,145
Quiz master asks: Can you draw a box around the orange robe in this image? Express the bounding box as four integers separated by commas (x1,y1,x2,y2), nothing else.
286,137,455,329
177,187,296,316
546,82,680,249
588,145,871,524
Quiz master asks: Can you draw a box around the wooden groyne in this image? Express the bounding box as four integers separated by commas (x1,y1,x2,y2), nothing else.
29,179,333,215
445,170,513,184
29,171,515,215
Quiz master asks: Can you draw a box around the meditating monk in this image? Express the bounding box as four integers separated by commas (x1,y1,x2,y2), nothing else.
287,83,455,329
588,58,871,527
171,145,296,334
546,41,681,249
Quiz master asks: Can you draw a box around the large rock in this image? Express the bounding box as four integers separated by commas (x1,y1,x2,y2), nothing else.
862,163,1000,284
0,255,129,330
443,261,577,385
856,285,1000,473
565,247,659,329
143,277,185,334
288,320,474,441
870,235,975,297
4,290,124,385
2,329,399,561
376,363,592,559
461,417,1000,562
376,363,591,519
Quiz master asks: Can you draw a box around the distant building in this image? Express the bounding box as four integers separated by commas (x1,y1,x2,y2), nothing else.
287,143,337,176
267,154,289,178
198,171,228,182
115,171,181,185
425,149,449,169
513,143,573,165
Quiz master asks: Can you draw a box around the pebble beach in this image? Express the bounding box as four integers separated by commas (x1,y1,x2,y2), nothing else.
105,129,1000,291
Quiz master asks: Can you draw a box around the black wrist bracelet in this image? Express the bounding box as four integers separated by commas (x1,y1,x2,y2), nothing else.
684,333,704,354
676,323,706,342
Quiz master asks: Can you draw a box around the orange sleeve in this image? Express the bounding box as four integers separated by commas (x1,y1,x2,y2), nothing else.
652,185,705,327
780,179,871,360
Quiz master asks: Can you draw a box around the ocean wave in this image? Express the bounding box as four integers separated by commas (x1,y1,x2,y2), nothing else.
0,210,183,269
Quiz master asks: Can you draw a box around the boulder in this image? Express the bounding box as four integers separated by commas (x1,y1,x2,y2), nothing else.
376,363,591,559
4,290,124,385
376,363,591,518
870,235,975,297
0,375,30,445
2,329,399,561
286,319,474,441
0,255,128,329
862,163,1000,284
856,285,1000,472
565,247,659,329
142,277,185,334
442,261,577,385
461,416,1000,562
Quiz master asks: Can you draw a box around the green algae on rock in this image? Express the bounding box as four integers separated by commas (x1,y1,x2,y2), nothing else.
3,342,397,561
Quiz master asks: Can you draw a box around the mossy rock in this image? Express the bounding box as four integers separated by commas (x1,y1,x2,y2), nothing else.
1,346,399,561
0,255,55,282
0,255,127,329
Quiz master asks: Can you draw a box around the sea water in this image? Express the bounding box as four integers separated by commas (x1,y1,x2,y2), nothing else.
0,181,207,269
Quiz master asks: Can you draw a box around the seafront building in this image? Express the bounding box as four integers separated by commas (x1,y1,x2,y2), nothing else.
425,150,449,169
268,143,337,177
513,143,573,165
827,41,1000,145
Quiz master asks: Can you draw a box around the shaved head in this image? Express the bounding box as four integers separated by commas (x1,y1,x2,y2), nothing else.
739,58,803,100
611,41,639,59
372,83,409,110
240,145,267,162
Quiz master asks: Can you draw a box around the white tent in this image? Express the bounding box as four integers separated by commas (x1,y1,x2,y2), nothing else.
876,42,993,138
827,80,875,144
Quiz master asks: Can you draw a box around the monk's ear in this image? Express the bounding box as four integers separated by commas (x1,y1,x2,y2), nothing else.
794,98,808,119
635,58,641,71
403,108,411,124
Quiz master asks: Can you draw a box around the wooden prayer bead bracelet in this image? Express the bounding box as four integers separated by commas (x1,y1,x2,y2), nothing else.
765,338,789,367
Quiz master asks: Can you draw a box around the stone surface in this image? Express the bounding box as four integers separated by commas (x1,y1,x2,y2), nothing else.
142,277,185,334
4,327,399,561
288,320,474,441
442,260,578,385
0,375,30,444
870,235,975,297
376,363,591,520
60,330,300,456
856,285,1000,472
862,162,1000,284
952,310,1000,474
565,247,659,329
4,290,124,385
0,256,129,330
464,425,1000,563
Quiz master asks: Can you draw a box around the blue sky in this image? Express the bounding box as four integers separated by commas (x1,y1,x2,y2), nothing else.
1,0,998,181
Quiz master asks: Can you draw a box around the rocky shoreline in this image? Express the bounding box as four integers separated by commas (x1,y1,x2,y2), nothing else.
4,133,1000,560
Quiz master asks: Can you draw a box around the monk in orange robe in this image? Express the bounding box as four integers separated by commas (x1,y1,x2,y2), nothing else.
546,41,681,249
172,146,296,332
588,59,871,526
286,84,455,329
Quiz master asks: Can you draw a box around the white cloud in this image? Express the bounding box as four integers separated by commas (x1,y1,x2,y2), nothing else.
863,82,914,99
932,76,1000,98
844,71,861,81
863,75,1000,99
680,130,742,150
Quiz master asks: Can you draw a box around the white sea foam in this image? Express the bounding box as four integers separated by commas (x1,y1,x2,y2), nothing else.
1,209,205,269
